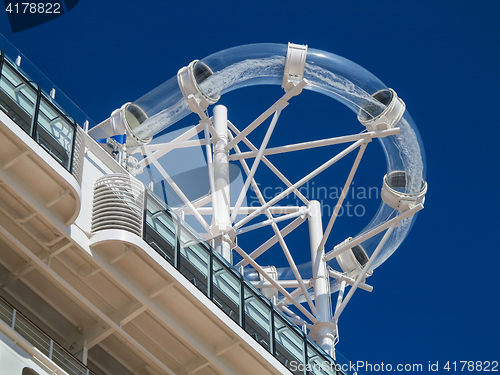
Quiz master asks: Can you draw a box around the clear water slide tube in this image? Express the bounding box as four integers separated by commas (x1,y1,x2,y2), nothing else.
89,43,427,273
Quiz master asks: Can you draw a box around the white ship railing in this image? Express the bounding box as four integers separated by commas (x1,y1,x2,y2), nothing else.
0,295,96,375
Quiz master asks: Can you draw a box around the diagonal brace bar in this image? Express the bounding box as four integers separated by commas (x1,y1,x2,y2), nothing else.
271,222,319,317
230,128,399,160
233,245,317,323
227,120,309,206
145,150,211,233
231,103,284,221
235,216,306,268
317,141,368,252
234,138,366,230
138,122,205,167
323,203,423,262
225,80,307,151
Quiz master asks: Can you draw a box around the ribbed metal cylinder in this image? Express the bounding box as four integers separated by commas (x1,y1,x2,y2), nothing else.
71,126,84,185
91,174,145,236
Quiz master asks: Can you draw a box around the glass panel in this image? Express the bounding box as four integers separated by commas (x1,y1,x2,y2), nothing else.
1,35,96,131
274,314,305,374
212,257,241,324
144,198,176,265
142,193,355,375
36,96,75,170
333,349,356,375
307,344,338,375
179,226,210,295
244,286,272,352
0,63,37,134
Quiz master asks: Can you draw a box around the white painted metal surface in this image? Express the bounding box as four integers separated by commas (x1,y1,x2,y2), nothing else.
91,174,145,236
0,38,428,374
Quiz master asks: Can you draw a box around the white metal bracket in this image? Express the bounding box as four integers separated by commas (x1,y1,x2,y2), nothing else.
178,60,220,112
381,171,427,213
333,237,373,279
282,43,308,93
258,265,279,301
90,103,151,146
358,88,405,131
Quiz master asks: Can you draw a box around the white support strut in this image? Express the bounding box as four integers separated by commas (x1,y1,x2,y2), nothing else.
145,149,211,233
231,103,284,221
234,138,366,230
233,245,317,323
224,80,306,151
317,141,369,252
212,105,232,262
323,203,424,262
227,120,310,205
309,200,336,356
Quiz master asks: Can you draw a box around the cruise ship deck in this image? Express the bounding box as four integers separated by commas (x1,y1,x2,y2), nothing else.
0,38,352,375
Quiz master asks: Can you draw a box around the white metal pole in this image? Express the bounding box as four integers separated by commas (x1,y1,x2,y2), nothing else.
204,122,217,213
145,150,211,233
213,105,232,263
235,216,306,268
235,208,308,235
309,200,336,355
335,280,347,315
227,121,309,205
272,222,319,316
230,128,399,160
139,123,205,168
224,81,305,151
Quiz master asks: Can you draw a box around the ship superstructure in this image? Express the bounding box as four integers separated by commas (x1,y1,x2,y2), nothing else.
0,37,426,375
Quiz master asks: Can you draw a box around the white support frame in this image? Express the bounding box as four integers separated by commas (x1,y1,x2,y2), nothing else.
131,79,423,355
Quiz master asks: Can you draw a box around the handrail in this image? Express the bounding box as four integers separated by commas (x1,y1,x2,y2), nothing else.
0,295,96,375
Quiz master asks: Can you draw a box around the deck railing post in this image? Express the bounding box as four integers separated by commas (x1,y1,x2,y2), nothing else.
11,308,16,329
48,339,54,359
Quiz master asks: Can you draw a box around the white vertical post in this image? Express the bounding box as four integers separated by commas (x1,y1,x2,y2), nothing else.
48,339,54,359
11,309,16,329
213,105,232,263
308,200,336,356
83,345,88,365
335,280,347,315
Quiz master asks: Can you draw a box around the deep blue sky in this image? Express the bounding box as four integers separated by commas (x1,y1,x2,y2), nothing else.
2,0,499,372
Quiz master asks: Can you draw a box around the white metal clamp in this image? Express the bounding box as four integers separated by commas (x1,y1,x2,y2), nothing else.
178,60,220,112
358,88,405,131
334,237,373,278
381,171,427,213
282,43,308,93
